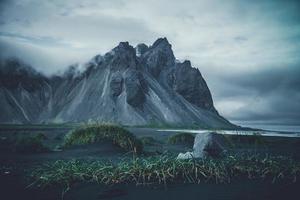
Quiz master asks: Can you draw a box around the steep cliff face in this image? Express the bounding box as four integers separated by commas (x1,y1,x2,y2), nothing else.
0,38,235,128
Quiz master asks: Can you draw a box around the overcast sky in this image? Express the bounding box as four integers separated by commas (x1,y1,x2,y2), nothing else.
0,0,300,126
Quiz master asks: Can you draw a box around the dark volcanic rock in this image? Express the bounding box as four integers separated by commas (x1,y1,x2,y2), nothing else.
109,42,137,71
124,70,147,107
173,60,216,112
142,38,175,78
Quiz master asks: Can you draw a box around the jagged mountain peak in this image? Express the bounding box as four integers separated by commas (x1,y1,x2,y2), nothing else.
140,38,175,77
0,38,235,128
181,60,192,67
101,41,138,71
113,41,134,53
149,37,174,56
152,37,171,48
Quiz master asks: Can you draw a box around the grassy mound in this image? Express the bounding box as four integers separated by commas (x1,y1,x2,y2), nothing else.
64,124,143,154
14,135,48,153
168,133,195,145
29,154,300,190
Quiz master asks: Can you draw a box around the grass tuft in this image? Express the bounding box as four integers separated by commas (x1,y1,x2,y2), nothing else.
28,154,300,191
64,124,143,154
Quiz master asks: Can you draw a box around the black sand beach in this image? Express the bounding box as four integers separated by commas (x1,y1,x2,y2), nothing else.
0,125,300,200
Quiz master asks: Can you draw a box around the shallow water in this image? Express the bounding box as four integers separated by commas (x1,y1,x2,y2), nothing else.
158,129,300,138
233,123,300,133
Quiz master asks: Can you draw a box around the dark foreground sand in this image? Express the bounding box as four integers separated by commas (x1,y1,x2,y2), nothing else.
1,176,299,200
65,181,300,200
0,125,300,200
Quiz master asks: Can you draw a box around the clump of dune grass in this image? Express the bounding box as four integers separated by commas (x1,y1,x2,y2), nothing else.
14,135,49,153
168,133,195,145
28,154,300,193
64,124,143,154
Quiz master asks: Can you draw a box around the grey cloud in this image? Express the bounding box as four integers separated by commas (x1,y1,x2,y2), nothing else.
230,94,300,125
209,65,300,125
227,66,300,96
0,0,300,126
0,32,69,47
234,36,248,42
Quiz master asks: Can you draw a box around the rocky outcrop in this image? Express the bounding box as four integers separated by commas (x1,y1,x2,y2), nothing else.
141,38,175,78
124,69,147,107
193,132,226,157
109,42,137,71
0,38,236,128
172,61,216,112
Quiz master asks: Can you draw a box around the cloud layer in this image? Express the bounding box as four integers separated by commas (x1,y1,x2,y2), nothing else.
1,0,300,125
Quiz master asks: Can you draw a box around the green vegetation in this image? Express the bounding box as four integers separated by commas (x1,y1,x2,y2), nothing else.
64,124,143,154
14,135,49,153
29,154,300,192
140,136,160,146
167,133,195,145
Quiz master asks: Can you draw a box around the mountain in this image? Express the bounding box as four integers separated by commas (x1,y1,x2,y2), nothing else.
0,38,236,128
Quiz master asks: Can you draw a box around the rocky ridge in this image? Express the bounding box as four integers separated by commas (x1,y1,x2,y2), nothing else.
0,38,235,128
